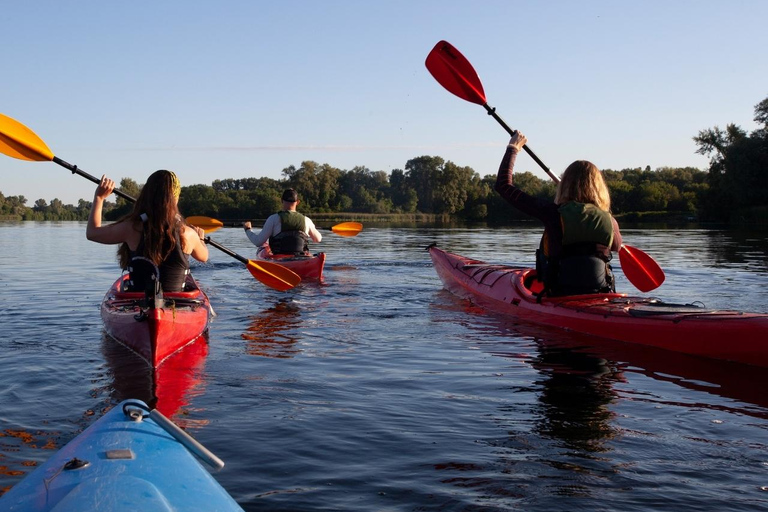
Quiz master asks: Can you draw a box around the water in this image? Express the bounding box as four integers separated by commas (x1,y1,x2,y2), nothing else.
1,222,768,511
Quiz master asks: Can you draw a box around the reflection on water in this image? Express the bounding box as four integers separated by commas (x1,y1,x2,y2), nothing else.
242,299,302,359
450,293,768,419
530,346,620,454
704,228,768,270
432,292,768,507
101,334,209,421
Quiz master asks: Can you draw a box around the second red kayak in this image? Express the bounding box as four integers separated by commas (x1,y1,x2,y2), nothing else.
101,274,212,367
256,246,326,280
429,245,768,368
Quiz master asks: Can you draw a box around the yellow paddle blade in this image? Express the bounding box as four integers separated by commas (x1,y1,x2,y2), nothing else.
331,221,363,237
246,260,302,291
0,113,55,162
186,216,224,234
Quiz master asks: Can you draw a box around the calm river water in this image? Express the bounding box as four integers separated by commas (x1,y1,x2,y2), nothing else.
1,221,768,511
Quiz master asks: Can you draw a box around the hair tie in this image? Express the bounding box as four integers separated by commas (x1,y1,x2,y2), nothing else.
169,171,181,199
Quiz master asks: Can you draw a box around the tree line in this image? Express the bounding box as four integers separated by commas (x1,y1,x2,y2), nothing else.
3,96,766,224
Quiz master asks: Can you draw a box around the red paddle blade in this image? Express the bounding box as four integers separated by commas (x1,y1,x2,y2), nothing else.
425,40,487,105
619,245,665,292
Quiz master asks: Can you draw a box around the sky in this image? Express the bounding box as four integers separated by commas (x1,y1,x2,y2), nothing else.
2,0,766,205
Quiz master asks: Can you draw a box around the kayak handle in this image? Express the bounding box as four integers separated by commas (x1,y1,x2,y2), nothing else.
123,401,225,470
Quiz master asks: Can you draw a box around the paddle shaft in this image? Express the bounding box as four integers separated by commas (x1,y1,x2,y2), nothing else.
481,104,559,184
205,237,248,265
52,156,136,202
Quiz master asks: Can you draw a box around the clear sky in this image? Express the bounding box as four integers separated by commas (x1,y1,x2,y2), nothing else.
2,0,766,205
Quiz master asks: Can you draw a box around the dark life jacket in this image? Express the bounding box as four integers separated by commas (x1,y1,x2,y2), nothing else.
536,201,615,296
126,226,189,293
269,211,310,255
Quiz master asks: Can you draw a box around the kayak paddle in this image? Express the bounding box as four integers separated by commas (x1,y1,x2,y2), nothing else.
327,221,363,237
0,112,136,202
185,216,224,234
425,40,665,292
425,40,559,184
203,238,300,292
0,112,301,291
618,244,665,293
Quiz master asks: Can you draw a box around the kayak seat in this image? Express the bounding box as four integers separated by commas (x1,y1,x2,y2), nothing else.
523,271,545,295
114,275,201,300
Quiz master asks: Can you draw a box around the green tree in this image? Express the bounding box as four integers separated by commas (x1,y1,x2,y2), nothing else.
404,155,443,213
282,161,341,212
694,95,768,222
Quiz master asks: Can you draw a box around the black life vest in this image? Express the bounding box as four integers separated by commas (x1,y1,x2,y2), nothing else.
536,201,615,296
126,226,189,293
269,211,310,255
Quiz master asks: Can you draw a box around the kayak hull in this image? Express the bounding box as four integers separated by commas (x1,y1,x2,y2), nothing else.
0,399,242,511
256,246,326,280
429,245,768,367
100,274,211,367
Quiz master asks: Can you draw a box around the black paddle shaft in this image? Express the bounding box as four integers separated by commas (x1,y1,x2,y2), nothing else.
52,156,137,202
205,238,249,265
481,104,560,184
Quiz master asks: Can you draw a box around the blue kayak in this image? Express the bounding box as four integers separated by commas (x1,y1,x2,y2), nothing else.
0,400,243,511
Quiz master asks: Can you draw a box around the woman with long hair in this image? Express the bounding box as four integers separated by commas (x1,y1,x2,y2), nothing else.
86,170,208,292
494,132,622,296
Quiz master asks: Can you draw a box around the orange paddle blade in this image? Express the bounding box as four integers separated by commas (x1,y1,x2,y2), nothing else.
186,216,224,234
0,113,55,162
619,244,665,292
246,260,302,291
330,222,363,237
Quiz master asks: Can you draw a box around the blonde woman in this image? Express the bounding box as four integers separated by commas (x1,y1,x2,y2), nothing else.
86,170,208,292
495,132,622,296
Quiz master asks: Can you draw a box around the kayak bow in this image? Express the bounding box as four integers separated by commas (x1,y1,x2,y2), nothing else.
0,399,243,511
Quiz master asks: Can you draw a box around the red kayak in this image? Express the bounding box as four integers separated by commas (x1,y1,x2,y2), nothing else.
429,245,768,368
256,246,326,280
100,274,212,367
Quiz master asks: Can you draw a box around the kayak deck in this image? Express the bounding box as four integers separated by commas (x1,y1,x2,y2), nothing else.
0,400,242,511
101,274,211,367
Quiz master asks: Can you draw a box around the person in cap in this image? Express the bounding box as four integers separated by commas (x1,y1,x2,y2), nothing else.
243,188,322,255
86,170,208,292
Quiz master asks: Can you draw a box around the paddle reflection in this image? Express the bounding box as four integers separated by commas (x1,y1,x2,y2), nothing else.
242,299,302,358
101,334,209,421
